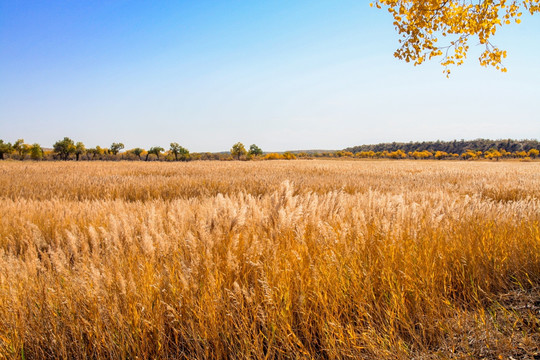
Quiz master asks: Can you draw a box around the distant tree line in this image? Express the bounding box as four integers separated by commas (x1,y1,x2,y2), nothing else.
345,139,540,154
337,148,539,160
1,137,538,161
0,138,283,161
0,139,44,160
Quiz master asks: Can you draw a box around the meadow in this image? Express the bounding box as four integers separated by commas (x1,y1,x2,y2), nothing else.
0,160,539,359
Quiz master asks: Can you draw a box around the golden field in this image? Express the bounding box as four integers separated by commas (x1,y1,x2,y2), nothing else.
0,160,539,359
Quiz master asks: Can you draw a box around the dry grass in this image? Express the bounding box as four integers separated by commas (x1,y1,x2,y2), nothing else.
0,160,539,359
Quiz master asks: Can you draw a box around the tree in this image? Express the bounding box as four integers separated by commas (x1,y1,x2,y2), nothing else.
132,148,144,160
75,142,86,161
30,143,43,160
110,143,124,156
87,148,98,160
484,149,502,160
87,146,106,160
53,137,76,160
0,140,13,160
528,148,539,159
147,146,164,161
16,142,31,160
230,142,247,160
264,153,283,160
96,146,105,159
372,0,538,75
434,151,449,160
12,139,25,159
388,149,407,159
282,151,297,160
170,143,190,161
248,144,263,156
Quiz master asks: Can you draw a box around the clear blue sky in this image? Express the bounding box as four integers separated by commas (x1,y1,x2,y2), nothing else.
1,1,539,152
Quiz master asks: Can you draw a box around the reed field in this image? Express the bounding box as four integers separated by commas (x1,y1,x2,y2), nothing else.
0,160,539,359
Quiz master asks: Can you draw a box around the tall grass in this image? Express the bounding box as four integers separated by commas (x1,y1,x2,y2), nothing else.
0,160,539,359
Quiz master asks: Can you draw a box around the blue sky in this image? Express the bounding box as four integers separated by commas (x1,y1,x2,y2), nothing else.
1,1,539,152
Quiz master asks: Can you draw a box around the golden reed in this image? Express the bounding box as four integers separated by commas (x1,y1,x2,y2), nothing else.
0,160,538,359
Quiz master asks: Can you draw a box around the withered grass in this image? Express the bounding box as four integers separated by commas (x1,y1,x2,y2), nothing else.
0,160,539,359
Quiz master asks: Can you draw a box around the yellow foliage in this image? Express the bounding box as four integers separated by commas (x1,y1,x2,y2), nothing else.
335,150,354,157
372,0,538,74
410,150,433,159
263,152,296,160
263,152,282,160
528,148,539,158
435,151,449,159
462,150,479,160
282,152,297,160
355,150,376,158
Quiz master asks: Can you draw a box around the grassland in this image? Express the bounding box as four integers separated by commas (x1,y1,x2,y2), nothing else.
0,160,539,359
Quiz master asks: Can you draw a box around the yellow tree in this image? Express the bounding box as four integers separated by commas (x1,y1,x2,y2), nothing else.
230,142,247,160
434,150,449,159
356,151,376,158
484,149,502,160
528,148,539,158
389,149,407,159
500,148,511,158
462,150,478,160
371,0,539,75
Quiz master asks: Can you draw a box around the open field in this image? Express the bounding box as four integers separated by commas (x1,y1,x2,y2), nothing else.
0,160,539,359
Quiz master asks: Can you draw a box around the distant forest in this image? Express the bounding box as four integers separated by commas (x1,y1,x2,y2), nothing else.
345,139,540,154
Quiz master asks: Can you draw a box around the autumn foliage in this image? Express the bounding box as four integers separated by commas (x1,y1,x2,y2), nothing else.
372,0,540,74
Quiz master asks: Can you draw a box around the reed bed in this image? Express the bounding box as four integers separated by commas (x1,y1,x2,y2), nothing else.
0,160,539,359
